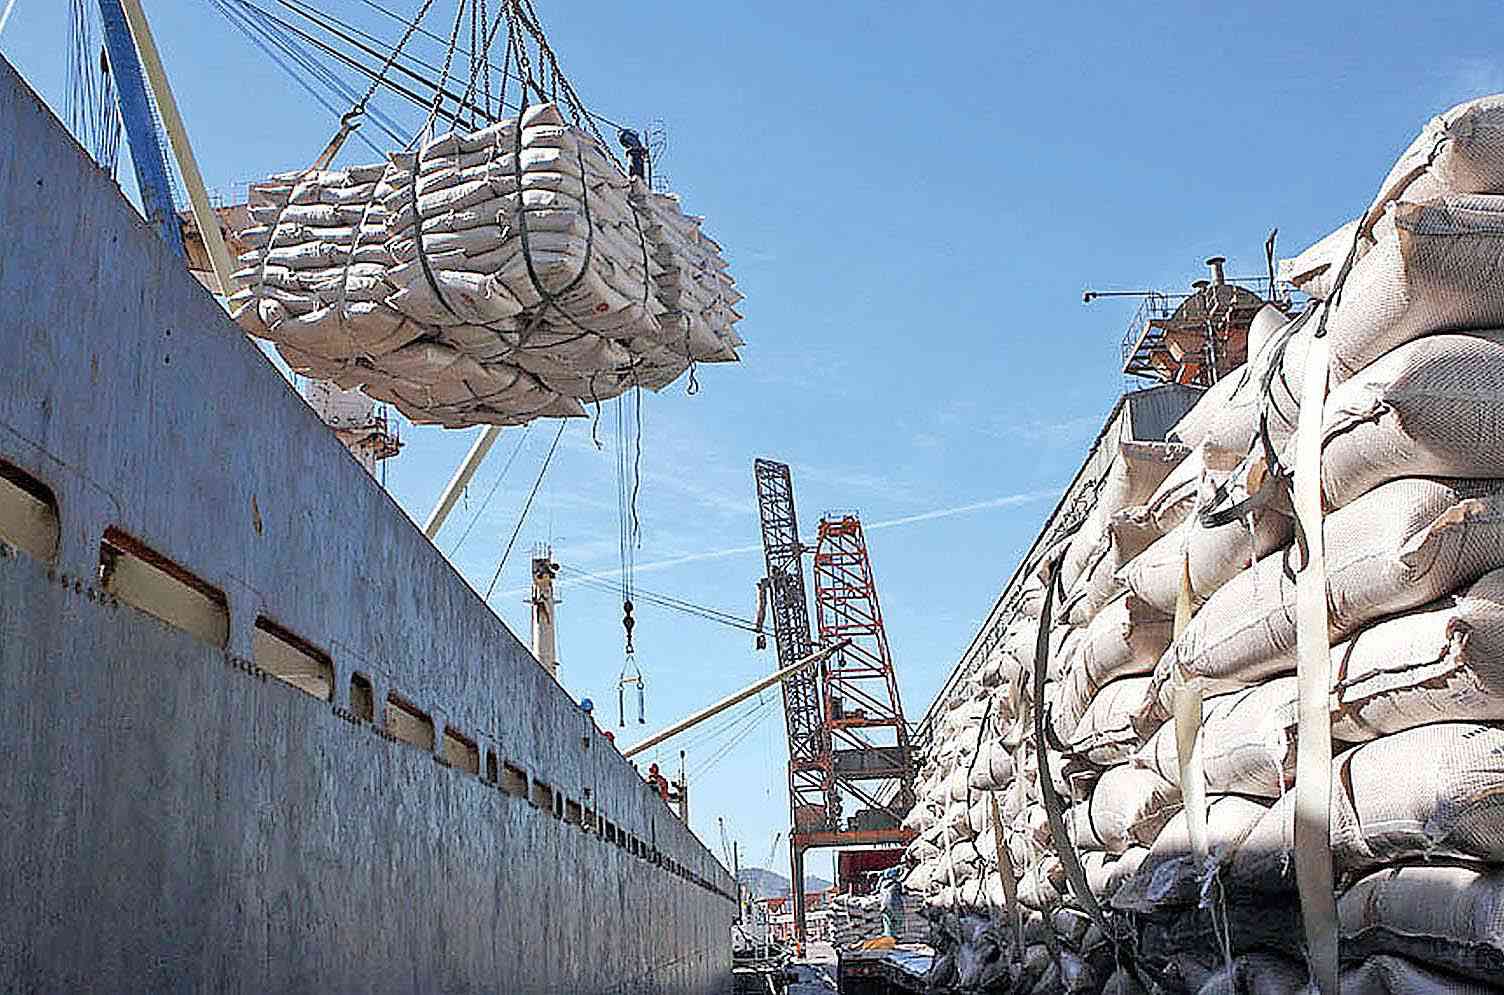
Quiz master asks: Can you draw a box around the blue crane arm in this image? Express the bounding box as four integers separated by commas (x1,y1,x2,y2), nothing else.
95,0,184,257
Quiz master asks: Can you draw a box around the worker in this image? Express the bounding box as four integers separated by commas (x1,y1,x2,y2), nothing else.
617,128,648,181
647,763,670,803
878,864,905,940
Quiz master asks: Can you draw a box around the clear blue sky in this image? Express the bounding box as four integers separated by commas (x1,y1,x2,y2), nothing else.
5,0,1503,881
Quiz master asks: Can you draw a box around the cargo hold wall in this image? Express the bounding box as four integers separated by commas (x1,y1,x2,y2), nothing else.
0,54,732,994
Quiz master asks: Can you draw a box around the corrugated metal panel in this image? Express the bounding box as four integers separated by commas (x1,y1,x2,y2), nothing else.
1125,383,1203,443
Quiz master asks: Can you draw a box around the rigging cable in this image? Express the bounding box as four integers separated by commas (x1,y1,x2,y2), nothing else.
226,0,481,128
555,565,760,633
210,0,402,152
216,0,411,141
66,0,122,174
274,0,521,120
615,393,643,725
689,698,773,784
447,424,533,557
483,419,565,601
668,694,768,756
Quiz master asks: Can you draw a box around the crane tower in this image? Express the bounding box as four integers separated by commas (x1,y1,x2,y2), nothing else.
752,459,915,949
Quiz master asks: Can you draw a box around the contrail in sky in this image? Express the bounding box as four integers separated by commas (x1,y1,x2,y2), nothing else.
862,489,1060,532
498,487,1059,597
0,0,20,36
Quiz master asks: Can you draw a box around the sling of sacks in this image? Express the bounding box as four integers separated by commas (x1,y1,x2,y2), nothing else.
828,892,928,948
229,103,743,428
902,93,1504,994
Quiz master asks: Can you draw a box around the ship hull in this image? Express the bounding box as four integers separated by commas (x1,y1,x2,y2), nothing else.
0,53,733,995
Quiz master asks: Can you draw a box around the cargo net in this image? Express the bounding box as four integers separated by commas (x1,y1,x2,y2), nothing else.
226,1,742,428
897,92,1504,995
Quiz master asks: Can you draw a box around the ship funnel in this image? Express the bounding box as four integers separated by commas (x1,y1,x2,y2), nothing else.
1191,279,1211,291
1205,255,1227,285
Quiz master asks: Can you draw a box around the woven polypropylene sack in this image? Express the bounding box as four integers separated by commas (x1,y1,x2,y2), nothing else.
1017,856,1064,911
1135,676,1299,798
1081,847,1148,902
1336,955,1494,995
1321,328,1504,508
1059,442,1186,593
1068,763,1179,854
1192,954,1312,995
1112,796,1269,916
1117,503,1293,618
1279,219,1364,300
1364,93,1504,236
1168,377,1236,451
1061,676,1153,767
1328,195,1504,382
1140,478,1504,727
967,734,1017,792
1059,529,1122,626
1337,865,1504,988
1170,313,1317,457
1330,568,1504,740
1245,303,1291,363
1068,448,1240,625
232,105,743,428
1230,723,1504,892
1052,595,1171,743
1112,442,1245,548
1048,624,1084,685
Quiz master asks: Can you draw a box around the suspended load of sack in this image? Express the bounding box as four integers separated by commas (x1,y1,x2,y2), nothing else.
902,92,1504,994
230,103,743,428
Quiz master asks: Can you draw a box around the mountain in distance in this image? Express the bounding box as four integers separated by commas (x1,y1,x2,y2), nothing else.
737,866,833,898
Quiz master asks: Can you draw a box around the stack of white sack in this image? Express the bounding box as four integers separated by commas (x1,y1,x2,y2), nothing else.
230,103,742,428
828,892,927,948
903,93,1504,994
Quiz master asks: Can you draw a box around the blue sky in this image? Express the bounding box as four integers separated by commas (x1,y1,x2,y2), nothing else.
5,0,1503,880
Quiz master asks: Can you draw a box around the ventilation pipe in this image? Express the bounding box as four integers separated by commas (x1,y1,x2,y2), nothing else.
1206,255,1227,285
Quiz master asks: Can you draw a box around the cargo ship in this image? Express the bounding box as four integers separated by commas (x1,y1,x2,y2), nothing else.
0,50,737,993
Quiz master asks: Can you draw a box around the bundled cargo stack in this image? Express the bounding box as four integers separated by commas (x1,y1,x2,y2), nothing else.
230,103,743,428
828,891,928,948
902,93,1504,994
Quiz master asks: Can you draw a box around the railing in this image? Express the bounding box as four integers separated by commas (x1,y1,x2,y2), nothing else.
1118,276,1302,376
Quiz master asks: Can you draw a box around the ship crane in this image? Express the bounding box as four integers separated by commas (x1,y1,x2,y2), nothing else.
752,459,916,952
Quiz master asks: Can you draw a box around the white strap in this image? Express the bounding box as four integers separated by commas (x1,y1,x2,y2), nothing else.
989,793,1025,960
1293,334,1339,993
1172,548,1209,866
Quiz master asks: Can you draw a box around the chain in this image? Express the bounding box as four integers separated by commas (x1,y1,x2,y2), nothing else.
423,0,469,134
354,0,441,115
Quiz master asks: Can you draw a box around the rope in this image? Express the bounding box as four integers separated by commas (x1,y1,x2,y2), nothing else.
341,0,635,133
230,0,476,127
406,141,467,324
447,424,534,556
212,0,398,152
555,565,760,632
504,82,603,340
483,419,565,601
1031,554,1106,926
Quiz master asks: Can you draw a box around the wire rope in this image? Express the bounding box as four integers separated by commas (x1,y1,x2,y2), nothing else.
447,424,533,557
222,1,410,143
210,0,398,153
483,420,565,601
555,565,760,633
690,699,773,784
